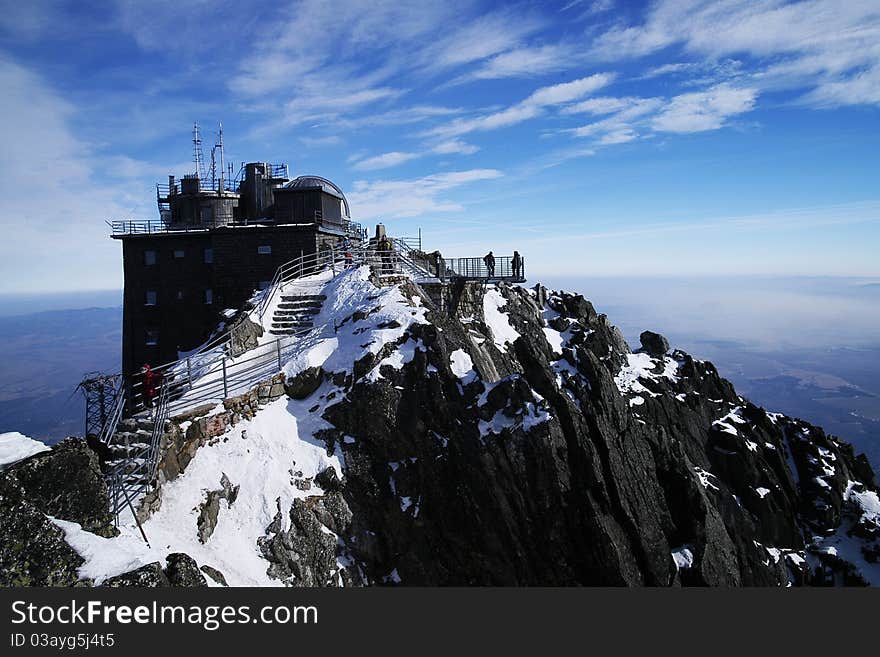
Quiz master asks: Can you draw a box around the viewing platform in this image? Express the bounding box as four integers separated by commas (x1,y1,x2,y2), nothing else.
440,256,526,283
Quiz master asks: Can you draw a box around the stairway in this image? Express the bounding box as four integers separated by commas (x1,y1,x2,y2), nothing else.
102,389,169,523
269,293,326,336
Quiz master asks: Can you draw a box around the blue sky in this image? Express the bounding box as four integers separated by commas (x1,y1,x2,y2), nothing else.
0,0,878,293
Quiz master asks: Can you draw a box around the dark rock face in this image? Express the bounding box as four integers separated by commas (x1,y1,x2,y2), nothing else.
164,553,208,587
639,330,670,357
200,564,229,586
258,493,358,587
228,316,264,357
0,438,115,586
3,438,116,537
285,366,325,400
0,492,87,587
103,562,169,587
299,281,879,586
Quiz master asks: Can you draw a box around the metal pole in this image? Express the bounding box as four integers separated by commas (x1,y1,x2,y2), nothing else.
222,357,228,399
276,339,282,372
331,245,336,275
187,357,192,389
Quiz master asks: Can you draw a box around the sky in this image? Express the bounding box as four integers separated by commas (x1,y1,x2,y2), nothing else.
0,0,878,293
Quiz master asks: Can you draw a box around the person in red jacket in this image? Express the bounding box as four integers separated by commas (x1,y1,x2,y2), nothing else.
141,363,161,411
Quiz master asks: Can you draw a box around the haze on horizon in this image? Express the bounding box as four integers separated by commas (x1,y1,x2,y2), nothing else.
0,0,878,293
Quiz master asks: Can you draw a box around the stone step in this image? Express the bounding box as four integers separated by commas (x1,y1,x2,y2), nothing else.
277,303,321,312
269,329,307,335
272,316,317,323
280,294,326,301
107,442,150,453
272,315,317,323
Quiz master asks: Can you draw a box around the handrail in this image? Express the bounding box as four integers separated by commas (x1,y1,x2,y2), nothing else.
98,378,126,445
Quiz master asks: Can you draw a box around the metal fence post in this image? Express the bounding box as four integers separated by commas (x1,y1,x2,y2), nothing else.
222,356,228,399
186,357,192,389
276,339,282,372
331,245,336,275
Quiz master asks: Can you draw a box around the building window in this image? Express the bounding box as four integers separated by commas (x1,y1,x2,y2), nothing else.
174,249,185,258
145,330,159,346
257,245,272,255
204,248,213,264
144,250,156,266
205,288,213,305
176,289,185,301
145,290,157,306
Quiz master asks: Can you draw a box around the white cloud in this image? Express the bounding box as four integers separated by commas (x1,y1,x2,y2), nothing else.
592,0,880,108
451,44,576,83
432,140,479,155
348,169,503,220
352,151,420,171
418,9,545,72
563,96,643,116
428,73,614,138
0,58,130,293
652,84,757,133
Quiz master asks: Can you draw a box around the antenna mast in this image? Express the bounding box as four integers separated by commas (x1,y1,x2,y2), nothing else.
218,122,225,193
192,123,207,182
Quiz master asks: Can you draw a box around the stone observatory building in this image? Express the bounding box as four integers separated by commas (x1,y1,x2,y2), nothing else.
111,124,364,378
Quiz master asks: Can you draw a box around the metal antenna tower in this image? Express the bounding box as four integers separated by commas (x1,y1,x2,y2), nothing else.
77,372,121,439
192,123,207,182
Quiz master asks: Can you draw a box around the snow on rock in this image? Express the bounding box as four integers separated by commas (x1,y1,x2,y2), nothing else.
311,266,429,379
542,327,564,355
482,287,520,352
449,349,477,384
0,432,50,466
614,352,679,398
671,546,694,570
694,466,720,491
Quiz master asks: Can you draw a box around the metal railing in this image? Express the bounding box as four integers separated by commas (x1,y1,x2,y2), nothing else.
97,378,127,446
109,216,367,238
439,255,525,281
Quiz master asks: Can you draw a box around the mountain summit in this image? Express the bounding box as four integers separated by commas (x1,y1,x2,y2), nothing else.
2,265,878,586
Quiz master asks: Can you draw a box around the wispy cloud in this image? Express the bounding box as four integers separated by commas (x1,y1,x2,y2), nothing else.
0,58,129,292
432,140,480,155
351,151,420,171
652,84,757,133
562,83,755,145
591,0,880,108
348,169,503,220
427,73,615,138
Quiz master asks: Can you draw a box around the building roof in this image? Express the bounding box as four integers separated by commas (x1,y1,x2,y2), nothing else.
285,175,350,217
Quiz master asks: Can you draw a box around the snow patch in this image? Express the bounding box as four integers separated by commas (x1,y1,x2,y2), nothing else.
0,431,50,466
482,288,520,352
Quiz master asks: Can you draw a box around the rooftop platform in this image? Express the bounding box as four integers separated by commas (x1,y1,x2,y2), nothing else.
108,218,365,239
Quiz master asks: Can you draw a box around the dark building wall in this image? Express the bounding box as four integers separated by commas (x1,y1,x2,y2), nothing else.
210,226,323,306
120,233,214,377
320,193,343,225
117,225,345,378
273,189,344,225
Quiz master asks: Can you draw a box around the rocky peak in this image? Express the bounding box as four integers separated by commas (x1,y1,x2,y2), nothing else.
2,268,877,587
